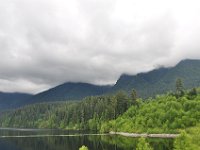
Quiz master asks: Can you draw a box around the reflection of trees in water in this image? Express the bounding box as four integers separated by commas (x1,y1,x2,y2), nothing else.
97,135,174,150
149,138,174,150
3,136,87,150
87,135,122,150
2,135,121,150
1,134,173,150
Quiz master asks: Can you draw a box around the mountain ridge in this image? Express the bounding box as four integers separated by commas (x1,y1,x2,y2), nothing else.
112,59,200,97
0,92,33,110
1,59,200,110
27,82,112,104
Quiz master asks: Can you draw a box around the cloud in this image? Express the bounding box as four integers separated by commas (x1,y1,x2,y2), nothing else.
0,0,200,93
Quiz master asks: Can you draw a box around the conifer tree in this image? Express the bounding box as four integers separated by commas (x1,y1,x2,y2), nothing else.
130,89,138,106
175,78,184,97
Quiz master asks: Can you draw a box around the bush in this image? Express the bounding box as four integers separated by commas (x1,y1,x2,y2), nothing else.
174,131,193,150
79,145,89,150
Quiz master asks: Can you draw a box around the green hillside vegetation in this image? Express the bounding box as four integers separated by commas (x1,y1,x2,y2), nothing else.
0,84,200,149
0,87,200,133
100,90,200,134
185,124,200,149
0,91,131,130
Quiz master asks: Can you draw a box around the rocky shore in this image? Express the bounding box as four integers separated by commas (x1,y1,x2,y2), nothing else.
109,131,179,138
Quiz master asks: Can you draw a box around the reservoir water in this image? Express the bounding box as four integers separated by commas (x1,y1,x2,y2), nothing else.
0,128,173,150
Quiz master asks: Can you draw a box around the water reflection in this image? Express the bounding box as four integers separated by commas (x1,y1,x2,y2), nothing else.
0,128,173,150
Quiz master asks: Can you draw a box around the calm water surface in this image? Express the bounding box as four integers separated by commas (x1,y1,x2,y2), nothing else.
0,128,173,150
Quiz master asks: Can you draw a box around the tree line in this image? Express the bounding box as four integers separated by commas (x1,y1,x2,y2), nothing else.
0,89,138,130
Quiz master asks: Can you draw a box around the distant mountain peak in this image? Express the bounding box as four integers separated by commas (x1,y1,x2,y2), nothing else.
113,58,200,97
178,58,200,65
1,58,200,110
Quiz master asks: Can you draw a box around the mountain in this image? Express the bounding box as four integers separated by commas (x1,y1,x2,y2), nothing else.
27,82,112,104
1,59,200,110
0,92,32,110
28,59,200,103
112,59,200,97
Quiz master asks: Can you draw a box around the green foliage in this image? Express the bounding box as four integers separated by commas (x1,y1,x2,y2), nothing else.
130,89,138,106
174,131,193,150
115,91,129,116
79,145,89,150
1,86,200,149
0,92,131,130
187,88,198,99
185,124,200,150
1,89,200,136
176,78,184,98
103,93,200,133
136,138,153,150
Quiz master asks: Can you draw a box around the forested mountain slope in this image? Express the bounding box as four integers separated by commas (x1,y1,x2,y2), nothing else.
29,59,200,103
27,82,112,104
0,92,32,110
1,59,200,110
0,83,111,110
112,59,200,97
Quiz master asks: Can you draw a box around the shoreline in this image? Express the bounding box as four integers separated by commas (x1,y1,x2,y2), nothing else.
109,131,179,138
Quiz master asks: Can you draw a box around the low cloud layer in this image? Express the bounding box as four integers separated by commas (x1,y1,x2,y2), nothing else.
0,0,200,93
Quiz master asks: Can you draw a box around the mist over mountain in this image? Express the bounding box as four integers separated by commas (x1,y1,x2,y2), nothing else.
112,59,200,97
1,59,200,110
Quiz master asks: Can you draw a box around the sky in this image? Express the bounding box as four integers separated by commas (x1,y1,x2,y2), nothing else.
0,0,200,94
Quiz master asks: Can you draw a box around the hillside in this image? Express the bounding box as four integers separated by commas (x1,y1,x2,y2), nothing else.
27,82,112,104
112,59,200,98
1,59,200,109
0,83,112,110
29,59,200,103
0,92,32,110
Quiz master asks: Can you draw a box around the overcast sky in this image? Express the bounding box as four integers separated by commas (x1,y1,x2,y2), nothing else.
0,0,200,94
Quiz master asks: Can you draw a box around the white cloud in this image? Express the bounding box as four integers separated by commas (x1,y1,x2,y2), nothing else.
0,0,200,93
